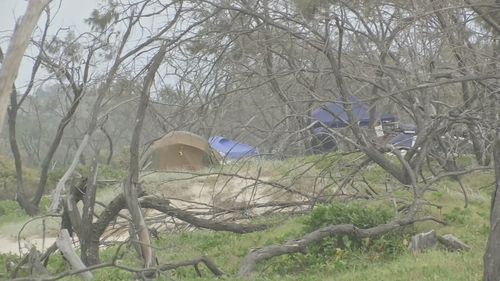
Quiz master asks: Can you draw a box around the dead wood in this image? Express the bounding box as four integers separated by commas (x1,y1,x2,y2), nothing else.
9,246,48,279
238,216,444,277
56,229,92,280
40,242,58,267
150,255,224,277
27,247,49,276
122,45,168,272
73,191,271,266
140,196,270,233
93,193,127,238
11,254,224,281
94,193,269,235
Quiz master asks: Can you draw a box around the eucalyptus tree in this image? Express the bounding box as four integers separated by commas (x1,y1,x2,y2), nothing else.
0,0,51,136
5,3,121,214
464,0,500,279
48,0,226,269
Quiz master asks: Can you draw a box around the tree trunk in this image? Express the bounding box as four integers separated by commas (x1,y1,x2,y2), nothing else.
56,229,93,281
481,1,500,279
483,130,500,281
31,91,83,208
0,0,51,135
80,156,99,265
123,45,167,271
101,126,114,165
8,90,38,215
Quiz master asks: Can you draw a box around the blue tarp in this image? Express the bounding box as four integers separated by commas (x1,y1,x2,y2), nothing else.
390,132,416,149
311,98,397,128
209,136,258,160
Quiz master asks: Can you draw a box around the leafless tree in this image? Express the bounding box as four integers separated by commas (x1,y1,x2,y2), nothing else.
4,0,500,279
464,0,500,279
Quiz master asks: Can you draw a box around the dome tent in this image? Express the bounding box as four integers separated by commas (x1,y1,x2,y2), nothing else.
142,131,221,171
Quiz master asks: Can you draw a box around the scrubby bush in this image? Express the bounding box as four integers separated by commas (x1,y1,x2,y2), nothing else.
267,203,415,275
0,200,28,223
304,202,393,231
299,202,412,266
0,200,19,217
0,155,42,200
0,252,21,278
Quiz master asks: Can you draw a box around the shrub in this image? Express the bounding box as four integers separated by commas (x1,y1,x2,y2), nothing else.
0,155,41,200
0,200,20,217
0,200,28,223
97,164,126,181
0,252,21,277
443,207,472,225
302,202,412,262
304,202,393,231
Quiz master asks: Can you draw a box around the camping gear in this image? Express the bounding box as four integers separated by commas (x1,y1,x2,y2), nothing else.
142,131,220,171
209,136,258,160
390,132,416,150
310,127,338,153
311,97,397,128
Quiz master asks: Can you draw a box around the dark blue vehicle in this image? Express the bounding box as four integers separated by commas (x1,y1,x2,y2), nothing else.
311,97,397,129
310,97,397,152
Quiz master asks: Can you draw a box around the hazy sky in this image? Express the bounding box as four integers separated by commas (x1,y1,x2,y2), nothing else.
0,0,99,86
0,0,98,32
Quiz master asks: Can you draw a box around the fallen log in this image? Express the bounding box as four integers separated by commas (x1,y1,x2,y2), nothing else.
93,193,269,236
140,196,269,233
238,216,444,277
132,255,224,277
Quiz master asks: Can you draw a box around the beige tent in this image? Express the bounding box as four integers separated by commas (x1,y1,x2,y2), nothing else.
142,131,220,171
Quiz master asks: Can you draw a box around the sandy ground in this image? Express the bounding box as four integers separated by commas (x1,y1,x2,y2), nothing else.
0,236,57,255
0,171,314,255
141,172,301,209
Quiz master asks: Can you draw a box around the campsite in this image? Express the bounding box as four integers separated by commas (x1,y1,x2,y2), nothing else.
0,0,499,280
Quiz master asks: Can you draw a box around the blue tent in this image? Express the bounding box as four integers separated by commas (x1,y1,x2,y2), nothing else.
209,136,258,160
311,98,397,128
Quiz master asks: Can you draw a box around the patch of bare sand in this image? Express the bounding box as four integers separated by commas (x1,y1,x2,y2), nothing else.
0,171,314,255
140,172,311,219
0,236,57,255
142,173,283,207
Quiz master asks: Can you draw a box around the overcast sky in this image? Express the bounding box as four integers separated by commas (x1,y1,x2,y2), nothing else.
0,0,99,86
0,0,97,33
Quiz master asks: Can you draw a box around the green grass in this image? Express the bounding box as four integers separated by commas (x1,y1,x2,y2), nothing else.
152,168,489,281
43,179,489,281
73,195,487,281
327,250,482,281
0,154,494,281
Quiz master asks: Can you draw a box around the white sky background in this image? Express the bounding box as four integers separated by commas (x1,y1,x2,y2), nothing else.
0,0,99,86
